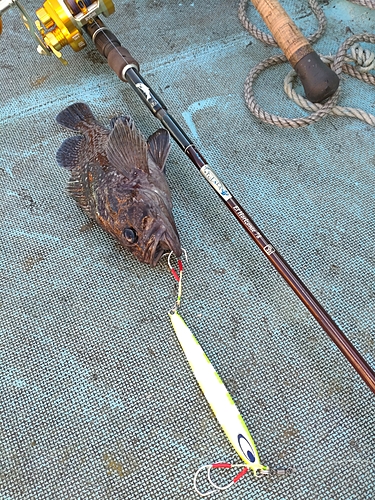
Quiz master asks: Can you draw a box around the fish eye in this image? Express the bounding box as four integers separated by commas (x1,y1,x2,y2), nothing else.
123,227,138,244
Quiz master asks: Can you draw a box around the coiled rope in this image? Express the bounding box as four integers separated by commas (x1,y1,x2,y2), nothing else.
347,0,375,8
238,0,375,128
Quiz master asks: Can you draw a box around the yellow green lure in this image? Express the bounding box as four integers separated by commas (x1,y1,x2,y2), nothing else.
168,310,268,476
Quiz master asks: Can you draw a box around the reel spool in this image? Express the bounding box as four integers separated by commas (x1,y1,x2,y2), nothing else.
0,0,114,63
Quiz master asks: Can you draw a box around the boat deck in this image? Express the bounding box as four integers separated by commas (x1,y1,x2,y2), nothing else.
0,0,374,498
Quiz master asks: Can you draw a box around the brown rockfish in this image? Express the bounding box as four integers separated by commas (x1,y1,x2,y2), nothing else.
56,103,181,267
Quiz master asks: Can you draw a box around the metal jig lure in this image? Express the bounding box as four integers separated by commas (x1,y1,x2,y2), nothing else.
167,252,271,496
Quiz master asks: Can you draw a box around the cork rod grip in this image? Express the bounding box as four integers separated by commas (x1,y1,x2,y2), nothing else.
252,0,312,65
251,0,339,103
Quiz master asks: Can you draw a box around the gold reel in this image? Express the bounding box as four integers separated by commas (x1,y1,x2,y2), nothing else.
0,0,114,63
35,0,114,63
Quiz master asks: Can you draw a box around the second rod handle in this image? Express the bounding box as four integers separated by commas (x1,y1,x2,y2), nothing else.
251,0,339,102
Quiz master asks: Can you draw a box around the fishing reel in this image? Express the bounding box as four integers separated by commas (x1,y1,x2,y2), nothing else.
0,0,114,64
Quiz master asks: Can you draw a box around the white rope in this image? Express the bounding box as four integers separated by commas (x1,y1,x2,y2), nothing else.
238,0,375,128
347,0,375,8
283,48,375,127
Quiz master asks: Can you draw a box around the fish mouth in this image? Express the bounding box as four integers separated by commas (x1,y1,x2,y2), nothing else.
143,226,182,267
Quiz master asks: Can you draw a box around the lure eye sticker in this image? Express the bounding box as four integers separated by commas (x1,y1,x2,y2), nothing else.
238,434,256,463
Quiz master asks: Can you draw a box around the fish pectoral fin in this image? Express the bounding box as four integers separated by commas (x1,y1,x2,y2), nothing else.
66,171,92,216
147,129,171,172
56,136,83,170
107,117,149,176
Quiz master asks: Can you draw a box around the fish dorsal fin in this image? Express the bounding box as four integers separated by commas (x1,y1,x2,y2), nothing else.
107,117,149,176
109,115,129,129
147,129,171,172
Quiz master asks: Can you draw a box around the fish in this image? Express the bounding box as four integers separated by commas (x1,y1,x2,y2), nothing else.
56,102,181,267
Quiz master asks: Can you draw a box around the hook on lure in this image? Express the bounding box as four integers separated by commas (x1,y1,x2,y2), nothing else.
194,462,295,496
194,463,252,497
167,248,188,278
167,248,188,311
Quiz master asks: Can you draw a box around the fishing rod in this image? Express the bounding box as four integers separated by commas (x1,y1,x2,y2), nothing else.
84,17,375,394
4,0,374,393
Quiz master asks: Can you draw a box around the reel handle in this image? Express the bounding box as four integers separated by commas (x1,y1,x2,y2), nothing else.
251,0,339,103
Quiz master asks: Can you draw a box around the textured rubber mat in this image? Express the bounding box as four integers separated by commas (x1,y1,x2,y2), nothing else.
0,1,374,498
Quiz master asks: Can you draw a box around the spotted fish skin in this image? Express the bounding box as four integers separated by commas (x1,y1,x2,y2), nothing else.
56,102,181,267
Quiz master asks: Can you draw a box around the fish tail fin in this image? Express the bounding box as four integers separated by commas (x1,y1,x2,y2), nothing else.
56,103,98,132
